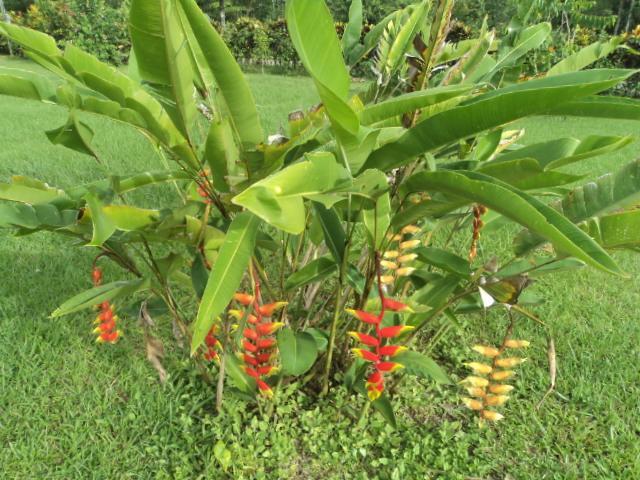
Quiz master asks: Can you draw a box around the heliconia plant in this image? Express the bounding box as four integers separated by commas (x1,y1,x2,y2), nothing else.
1,0,640,427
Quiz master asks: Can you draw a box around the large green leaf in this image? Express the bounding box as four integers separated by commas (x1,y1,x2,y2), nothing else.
394,350,451,384
362,191,390,249
46,112,99,159
547,96,640,120
192,212,261,353
277,328,318,376
232,153,350,234
51,278,150,317
484,23,551,79
286,0,358,136
415,247,471,278
0,178,68,205
0,68,56,100
403,170,622,275
313,202,346,264
341,0,363,60
363,69,635,172
178,0,263,146
515,159,640,255
360,85,472,125
284,257,337,291
129,0,198,140
85,193,116,246
382,0,430,78
585,210,640,250
548,37,622,76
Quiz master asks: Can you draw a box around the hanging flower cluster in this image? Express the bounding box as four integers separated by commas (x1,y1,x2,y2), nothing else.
468,204,488,262
380,224,422,286
91,266,121,344
232,286,286,398
202,324,221,362
461,339,530,423
347,269,414,401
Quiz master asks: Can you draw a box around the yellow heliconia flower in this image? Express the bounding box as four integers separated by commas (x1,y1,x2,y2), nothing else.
397,253,418,263
466,387,487,397
495,357,527,368
380,275,395,284
491,370,515,381
504,339,531,348
472,345,501,358
387,233,403,242
401,225,421,235
462,397,484,411
380,260,398,270
484,395,509,407
399,239,421,250
461,376,489,387
488,384,514,394
396,267,416,277
481,410,504,421
464,362,493,375
383,250,399,259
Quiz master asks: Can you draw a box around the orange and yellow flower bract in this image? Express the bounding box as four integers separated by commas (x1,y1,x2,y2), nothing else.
349,290,414,401
461,337,530,423
235,283,284,398
380,226,422,288
91,266,121,344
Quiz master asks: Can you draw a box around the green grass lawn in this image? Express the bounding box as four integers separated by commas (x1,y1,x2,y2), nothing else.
1,55,639,479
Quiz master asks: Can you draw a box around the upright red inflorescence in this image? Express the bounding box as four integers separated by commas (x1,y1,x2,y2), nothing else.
233,285,286,398
203,324,221,362
347,257,415,401
91,266,121,344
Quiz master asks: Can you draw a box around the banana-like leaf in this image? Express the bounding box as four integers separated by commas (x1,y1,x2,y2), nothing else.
547,96,640,120
492,135,634,171
362,191,390,249
204,119,238,193
0,202,77,230
103,206,159,231
585,210,640,250
192,212,261,353
0,67,56,100
548,37,622,76
484,23,551,79
342,0,363,61
0,178,69,205
440,21,495,86
285,257,337,291
178,0,263,146
85,193,116,246
129,0,198,141
286,0,358,136
515,159,640,255
394,350,451,384
363,69,636,172
233,153,350,234
403,170,622,275
414,247,471,278
360,85,472,125
383,0,430,77
51,278,150,317
46,112,99,159
313,202,346,264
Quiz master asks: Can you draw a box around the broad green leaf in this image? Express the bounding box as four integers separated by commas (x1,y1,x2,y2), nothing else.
493,135,633,171
46,112,98,159
304,328,329,353
477,158,584,190
277,328,318,376
415,247,471,278
178,0,263,146
0,22,60,58
363,69,635,172
485,23,551,79
313,202,346,264
51,278,149,317
585,210,640,250
440,23,495,86
403,170,622,275
394,350,451,384
362,192,390,249
204,119,238,193
0,203,76,230
383,0,430,77
371,394,396,428
285,257,337,291
0,68,56,100
515,159,640,255
341,0,363,59
225,350,257,393
547,96,640,120
129,0,198,140
85,193,116,246
0,180,68,205
192,212,260,353
286,0,358,136
360,85,472,125
548,37,622,76
103,206,159,231
233,153,350,234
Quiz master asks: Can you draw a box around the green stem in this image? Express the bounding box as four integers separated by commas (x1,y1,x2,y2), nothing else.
321,280,344,396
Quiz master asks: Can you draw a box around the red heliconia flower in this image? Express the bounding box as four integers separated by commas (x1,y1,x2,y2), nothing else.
235,286,284,398
91,266,121,345
202,324,221,362
348,255,414,401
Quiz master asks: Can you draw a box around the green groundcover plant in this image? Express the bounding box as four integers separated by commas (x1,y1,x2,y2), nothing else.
1,0,640,427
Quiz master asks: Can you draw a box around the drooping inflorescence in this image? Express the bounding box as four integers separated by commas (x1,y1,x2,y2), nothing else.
380,224,422,286
461,338,530,423
468,204,488,262
202,323,221,362
232,285,286,398
91,266,121,344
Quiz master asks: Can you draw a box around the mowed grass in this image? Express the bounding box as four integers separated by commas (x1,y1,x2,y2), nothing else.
1,55,639,479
